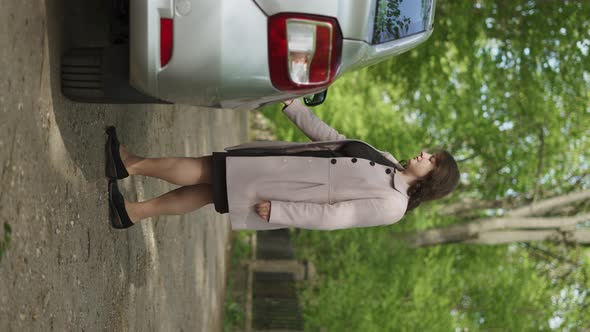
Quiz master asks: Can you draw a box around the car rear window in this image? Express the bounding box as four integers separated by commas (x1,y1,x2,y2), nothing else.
372,0,432,44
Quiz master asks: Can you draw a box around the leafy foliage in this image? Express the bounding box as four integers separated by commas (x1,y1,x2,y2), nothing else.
293,226,552,331
260,0,590,330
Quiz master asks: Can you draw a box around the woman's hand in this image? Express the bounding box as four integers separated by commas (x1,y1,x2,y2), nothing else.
255,201,271,222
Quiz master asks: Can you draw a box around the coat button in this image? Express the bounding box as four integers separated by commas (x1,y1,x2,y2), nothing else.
386,168,392,174
331,159,337,164
370,161,375,166
351,158,357,163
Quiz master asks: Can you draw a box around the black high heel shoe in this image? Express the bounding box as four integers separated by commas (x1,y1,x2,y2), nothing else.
108,180,135,229
105,126,129,180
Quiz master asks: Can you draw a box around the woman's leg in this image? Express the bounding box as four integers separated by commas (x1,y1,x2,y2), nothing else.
120,146,213,186
125,184,214,223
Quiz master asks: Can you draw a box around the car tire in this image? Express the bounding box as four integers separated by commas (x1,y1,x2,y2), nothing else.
61,46,169,104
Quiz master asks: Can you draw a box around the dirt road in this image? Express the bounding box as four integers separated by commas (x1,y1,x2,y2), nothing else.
0,1,248,330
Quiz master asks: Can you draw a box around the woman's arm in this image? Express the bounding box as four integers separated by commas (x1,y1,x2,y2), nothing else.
281,99,403,167
282,99,346,142
263,197,406,230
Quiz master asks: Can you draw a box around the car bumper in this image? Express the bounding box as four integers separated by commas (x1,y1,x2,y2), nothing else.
129,0,285,108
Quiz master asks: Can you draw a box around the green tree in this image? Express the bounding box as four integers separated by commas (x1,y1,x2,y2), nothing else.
261,0,590,330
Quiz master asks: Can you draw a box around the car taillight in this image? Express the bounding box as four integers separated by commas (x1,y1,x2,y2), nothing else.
268,13,342,93
160,18,173,67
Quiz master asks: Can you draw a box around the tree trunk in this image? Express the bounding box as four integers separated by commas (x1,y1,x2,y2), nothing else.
438,189,590,217
464,230,590,245
438,196,523,216
405,213,590,247
408,229,590,247
403,189,590,248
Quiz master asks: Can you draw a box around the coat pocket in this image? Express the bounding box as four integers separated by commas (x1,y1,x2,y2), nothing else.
257,181,329,204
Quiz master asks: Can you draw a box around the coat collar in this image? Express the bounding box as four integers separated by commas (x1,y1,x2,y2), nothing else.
392,170,410,198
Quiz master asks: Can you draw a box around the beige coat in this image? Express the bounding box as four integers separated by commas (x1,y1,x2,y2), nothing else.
224,99,410,231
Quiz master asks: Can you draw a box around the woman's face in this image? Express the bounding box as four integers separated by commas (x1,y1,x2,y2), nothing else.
406,151,436,178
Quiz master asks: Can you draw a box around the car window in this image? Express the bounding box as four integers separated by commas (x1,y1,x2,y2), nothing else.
372,0,432,44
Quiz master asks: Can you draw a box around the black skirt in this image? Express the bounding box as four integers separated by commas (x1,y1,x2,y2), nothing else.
212,152,229,214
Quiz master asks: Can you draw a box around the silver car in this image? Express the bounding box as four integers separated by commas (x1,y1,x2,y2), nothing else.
62,0,436,109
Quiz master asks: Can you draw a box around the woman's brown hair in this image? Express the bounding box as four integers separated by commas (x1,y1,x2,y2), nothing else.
401,150,460,211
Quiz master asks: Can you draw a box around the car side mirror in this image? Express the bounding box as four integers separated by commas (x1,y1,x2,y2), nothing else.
303,89,328,107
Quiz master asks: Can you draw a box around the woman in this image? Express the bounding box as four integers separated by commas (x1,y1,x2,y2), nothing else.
106,99,459,230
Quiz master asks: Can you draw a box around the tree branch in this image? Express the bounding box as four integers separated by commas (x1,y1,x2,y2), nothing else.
438,196,525,216
462,229,590,245
566,171,590,192
506,189,590,217
456,154,478,163
490,213,590,230
522,243,579,266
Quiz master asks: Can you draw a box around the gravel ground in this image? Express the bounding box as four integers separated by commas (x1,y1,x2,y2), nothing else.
0,0,249,330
